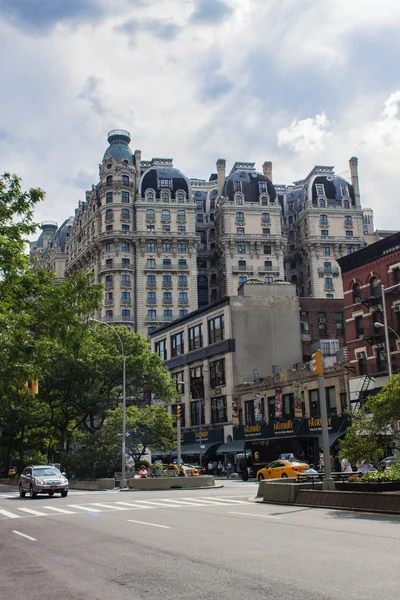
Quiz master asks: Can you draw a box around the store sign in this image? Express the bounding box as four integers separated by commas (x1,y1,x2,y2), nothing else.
244,424,262,438
307,417,332,432
273,420,295,436
195,430,209,442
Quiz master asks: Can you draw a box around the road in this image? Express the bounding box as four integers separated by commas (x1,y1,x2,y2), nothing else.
1,480,400,600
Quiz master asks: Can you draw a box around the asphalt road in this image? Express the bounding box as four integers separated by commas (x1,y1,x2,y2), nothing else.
1,480,400,600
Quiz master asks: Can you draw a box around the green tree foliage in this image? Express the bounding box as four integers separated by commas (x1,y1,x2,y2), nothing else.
339,373,400,463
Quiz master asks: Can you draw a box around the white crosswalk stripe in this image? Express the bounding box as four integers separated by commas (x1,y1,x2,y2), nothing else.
0,496,252,520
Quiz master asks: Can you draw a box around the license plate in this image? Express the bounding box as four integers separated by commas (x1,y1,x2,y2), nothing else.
50,486,57,490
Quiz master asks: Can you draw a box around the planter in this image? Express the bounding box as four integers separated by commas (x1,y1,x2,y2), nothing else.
338,481,400,493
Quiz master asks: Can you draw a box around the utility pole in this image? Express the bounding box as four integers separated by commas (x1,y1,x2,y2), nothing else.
311,349,335,490
176,405,182,467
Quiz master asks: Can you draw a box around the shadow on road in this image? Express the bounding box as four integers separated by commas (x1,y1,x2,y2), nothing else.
328,509,400,524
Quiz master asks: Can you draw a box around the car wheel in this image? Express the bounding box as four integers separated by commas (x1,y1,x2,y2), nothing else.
281,473,288,478
29,485,37,498
257,474,264,481
61,490,68,498
19,484,26,498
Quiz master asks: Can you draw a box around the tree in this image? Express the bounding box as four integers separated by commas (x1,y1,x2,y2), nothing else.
339,373,400,463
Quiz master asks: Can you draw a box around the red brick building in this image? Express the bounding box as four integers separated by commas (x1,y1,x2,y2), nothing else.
338,232,400,406
299,297,345,362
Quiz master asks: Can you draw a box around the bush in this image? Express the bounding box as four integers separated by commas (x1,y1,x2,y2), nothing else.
359,465,400,482
135,459,150,471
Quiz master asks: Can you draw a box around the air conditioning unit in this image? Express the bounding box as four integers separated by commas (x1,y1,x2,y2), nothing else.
300,311,307,316
394,305,400,313
318,317,326,323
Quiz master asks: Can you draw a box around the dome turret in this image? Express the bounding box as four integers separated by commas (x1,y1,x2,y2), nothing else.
103,129,134,164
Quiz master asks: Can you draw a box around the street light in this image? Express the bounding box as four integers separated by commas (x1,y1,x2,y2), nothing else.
89,318,127,488
374,321,400,342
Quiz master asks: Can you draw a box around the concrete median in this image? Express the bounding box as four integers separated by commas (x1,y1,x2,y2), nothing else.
128,475,215,491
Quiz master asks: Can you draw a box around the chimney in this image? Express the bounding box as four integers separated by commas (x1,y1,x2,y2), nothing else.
216,158,226,196
349,156,361,207
262,161,273,182
134,149,141,192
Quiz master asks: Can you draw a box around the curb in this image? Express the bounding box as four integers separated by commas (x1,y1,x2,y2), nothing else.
259,499,400,516
120,484,225,492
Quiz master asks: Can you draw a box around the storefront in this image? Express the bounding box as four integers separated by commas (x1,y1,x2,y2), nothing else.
153,427,224,468
231,415,349,476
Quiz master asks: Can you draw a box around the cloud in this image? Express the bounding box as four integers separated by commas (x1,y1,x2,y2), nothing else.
0,0,105,33
362,91,400,150
117,18,180,42
277,113,333,153
190,0,232,24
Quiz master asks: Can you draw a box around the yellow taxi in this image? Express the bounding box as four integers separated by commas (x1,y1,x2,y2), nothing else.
256,459,309,481
162,464,199,476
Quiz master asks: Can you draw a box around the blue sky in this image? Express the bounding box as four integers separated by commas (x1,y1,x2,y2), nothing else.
1,0,400,229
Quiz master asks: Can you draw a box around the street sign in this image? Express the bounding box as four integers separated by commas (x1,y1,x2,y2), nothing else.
200,444,205,449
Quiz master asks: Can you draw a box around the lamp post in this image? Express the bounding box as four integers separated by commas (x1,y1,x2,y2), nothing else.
89,319,127,488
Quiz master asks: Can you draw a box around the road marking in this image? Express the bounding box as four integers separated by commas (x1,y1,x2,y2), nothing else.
67,504,102,513
156,499,209,507
203,497,249,504
42,506,76,514
0,508,20,519
90,503,127,510
181,497,249,506
127,519,170,529
229,511,282,520
114,502,148,509
18,507,49,516
133,500,185,508
12,530,36,541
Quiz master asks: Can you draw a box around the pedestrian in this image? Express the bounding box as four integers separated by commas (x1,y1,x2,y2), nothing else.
334,456,341,473
226,461,232,479
139,465,148,478
178,466,188,477
341,457,353,473
217,461,223,476
208,461,213,474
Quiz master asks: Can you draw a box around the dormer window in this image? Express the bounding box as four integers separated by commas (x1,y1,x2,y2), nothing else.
162,192,169,202
177,192,185,203
319,199,326,208
259,181,267,193
146,191,154,202
341,186,348,197
233,181,241,192
343,199,350,209
316,183,325,196
260,195,268,206
236,194,243,205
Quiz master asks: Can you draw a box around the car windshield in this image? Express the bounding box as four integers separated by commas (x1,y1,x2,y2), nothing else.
33,468,61,477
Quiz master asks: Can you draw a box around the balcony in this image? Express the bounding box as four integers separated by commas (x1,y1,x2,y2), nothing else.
235,218,245,225
145,215,156,222
324,283,334,291
178,299,189,306
120,281,131,288
98,262,132,273
178,282,188,288
344,221,353,229
261,218,271,225
258,265,279,274
120,299,132,305
319,221,329,227
232,264,254,272
162,281,173,288
318,267,340,277
146,282,157,289
147,298,157,305
163,298,173,305
104,299,114,306
104,282,113,290
105,215,114,221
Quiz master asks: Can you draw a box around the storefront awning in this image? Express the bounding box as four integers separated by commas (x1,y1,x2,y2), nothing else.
171,442,221,456
217,440,246,453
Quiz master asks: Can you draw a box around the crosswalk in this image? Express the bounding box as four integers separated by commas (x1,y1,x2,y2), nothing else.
0,496,251,521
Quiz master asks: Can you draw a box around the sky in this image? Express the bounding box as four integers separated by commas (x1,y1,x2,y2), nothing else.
1,0,400,230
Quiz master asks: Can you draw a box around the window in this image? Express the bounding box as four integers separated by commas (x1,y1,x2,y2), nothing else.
171,331,184,357
264,260,272,269
122,224,129,232
364,225,369,235
326,387,337,415
159,178,172,188
147,258,156,268
147,243,155,252
163,258,172,268
178,243,186,253
238,259,246,269
122,273,130,284
147,274,156,286
343,199,350,209
121,175,129,185
105,242,113,253
355,316,364,338
161,209,171,221
239,275,247,284
121,242,130,252
106,191,113,204
172,371,185,395
319,199,326,208
163,274,172,285
121,191,130,203
261,196,268,206
121,291,131,302
163,291,172,303
197,213,204,223
309,389,320,417
262,212,270,223
263,245,271,255
347,247,355,254
208,314,224,344
346,230,353,238
323,261,331,272
325,277,333,288
316,183,325,196
283,394,294,419
189,323,203,351
147,291,156,303
162,243,171,253
178,275,187,286
321,230,328,237
344,215,352,225
237,227,245,235
393,267,400,285
177,210,185,220
121,208,130,219
106,224,113,232
155,338,167,361
105,309,113,318
352,283,361,302
180,309,188,316
210,359,225,388
236,195,243,205
300,312,309,333
318,312,327,336
146,209,155,220
233,181,241,192
211,397,227,424
236,212,245,222
238,244,246,254
178,225,186,233
264,276,273,283
245,400,255,425
106,258,113,266
190,401,204,426
146,191,154,202
177,192,185,203
326,294,334,299
178,259,187,268
320,215,328,225
370,276,379,297
148,327,156,335
147,225,155,232
179,291,188,303
106,175,113,185
323,247,330,256
105,208,113,220
263,228,270,236
335,312,344,336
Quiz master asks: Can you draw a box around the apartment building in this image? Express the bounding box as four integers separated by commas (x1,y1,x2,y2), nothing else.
338,231,400,408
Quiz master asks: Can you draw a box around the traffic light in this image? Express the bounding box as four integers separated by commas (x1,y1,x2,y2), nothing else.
31,381,39,395
176,405,181,421
311,349,324,376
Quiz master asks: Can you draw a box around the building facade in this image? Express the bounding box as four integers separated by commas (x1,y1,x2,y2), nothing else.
299,297,345,362
338,232,400,408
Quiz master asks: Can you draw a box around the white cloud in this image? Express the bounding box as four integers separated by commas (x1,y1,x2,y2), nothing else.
277,112,333,153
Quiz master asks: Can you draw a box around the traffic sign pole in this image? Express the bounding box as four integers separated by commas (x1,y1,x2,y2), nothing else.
318,374,335,490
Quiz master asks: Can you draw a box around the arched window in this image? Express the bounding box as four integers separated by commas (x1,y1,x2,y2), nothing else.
197,213,204,223
177,210,185,221
177,192,185,203
319,199,326,208
236,195,243,205
236,212,245,223
288,215,293,225
343,200,350,209
210,213,214,222
121,175,129,185
260,195,268,206
146,208,155,221
370,276,379,297
106,175,113,185
162,192,169,202
146,191,154,202
353,283,361,303
161,209,171,221
105,209,113,221
121,208,130,219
